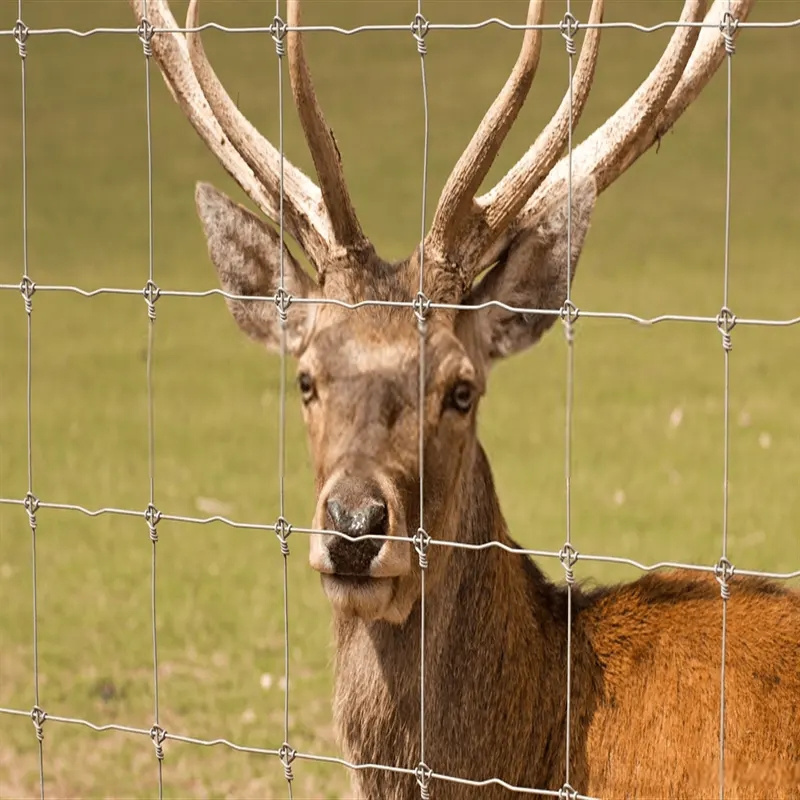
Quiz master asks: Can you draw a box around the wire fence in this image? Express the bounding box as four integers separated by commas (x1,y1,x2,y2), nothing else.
1,1,799,799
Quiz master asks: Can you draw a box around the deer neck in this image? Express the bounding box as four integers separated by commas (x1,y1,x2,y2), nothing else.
330,440,573,790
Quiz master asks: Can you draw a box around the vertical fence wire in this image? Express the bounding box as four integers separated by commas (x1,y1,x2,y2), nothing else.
717,2,736,797
413,4,431,796
15,0,45,796
139,1,163,795
560,2,577,792
273,3,294,797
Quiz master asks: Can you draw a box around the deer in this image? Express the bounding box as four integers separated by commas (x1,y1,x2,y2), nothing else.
132,0,800,797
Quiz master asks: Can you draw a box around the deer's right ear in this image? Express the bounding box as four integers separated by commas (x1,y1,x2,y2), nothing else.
195,182,317,355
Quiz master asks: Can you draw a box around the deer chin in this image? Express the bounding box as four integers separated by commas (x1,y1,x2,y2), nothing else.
320,574,400,622
309,521,416,622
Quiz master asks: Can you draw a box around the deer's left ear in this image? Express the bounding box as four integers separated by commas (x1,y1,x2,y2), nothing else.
463,177,597,362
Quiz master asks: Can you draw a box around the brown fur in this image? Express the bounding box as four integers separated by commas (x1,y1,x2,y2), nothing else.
194,181,799,798
332,443,800,799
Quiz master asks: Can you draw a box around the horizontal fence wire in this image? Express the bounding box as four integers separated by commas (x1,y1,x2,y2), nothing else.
1,283,799,327
0,496,798,582
2,18,800,37
2,3,798,799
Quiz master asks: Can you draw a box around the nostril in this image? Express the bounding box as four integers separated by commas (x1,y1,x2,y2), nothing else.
325,496,388,539
326,499,346,532
362,501,387,538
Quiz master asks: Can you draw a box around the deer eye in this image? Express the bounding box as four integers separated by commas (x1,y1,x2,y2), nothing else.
297,371,316,403
447,380,476,414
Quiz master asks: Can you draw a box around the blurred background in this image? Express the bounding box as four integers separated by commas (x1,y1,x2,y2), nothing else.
1,1,798,797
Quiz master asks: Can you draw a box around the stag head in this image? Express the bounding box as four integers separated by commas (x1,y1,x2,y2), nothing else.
135,0,751,623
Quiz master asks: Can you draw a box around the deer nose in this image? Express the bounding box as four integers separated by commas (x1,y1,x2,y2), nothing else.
325,495,387,575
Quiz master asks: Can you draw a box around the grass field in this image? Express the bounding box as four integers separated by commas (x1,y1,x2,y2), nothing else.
1,0,798,797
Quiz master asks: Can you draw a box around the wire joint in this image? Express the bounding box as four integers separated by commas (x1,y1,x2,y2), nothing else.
558,783,579,800
411,14,429,56
716,306,736,352
560,13,580,56
715,557,735,600
274,286,292,323
149,724,167,760
30,705,46,742
137,17,154,58
13,19,29,59
559,542,579,585
19,275,36,314
415,761,432,799
274,516,292,556
143,280,160,321
24,492,39,532
270,16,287,57
413,528,431,569
145,503,161,543
279,742,296,782
720,11,739,55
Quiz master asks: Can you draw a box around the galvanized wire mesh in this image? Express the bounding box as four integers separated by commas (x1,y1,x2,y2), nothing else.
2,3,799,799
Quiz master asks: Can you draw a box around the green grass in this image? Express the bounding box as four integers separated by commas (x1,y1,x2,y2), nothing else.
1,0,798,797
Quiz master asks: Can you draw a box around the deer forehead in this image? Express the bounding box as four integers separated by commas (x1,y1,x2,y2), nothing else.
301,311,475,387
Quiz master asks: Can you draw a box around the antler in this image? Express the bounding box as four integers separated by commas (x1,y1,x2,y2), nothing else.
427,0,604,267
433,0,754,286
427,0,547,256
131,0,369,270
286,1,369,257
135,0,754,290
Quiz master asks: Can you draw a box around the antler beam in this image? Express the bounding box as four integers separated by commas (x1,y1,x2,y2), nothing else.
478,0,754,274
132,0,372,271
286,1,369,257
427,0,546,260
456,0,606,267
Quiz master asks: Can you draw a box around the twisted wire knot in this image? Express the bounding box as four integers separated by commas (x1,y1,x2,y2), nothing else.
145,503,161,543
413,528,430,569
560,13,579,56
716,306,736,352
278,742,296,782
559,542,578,585
274,287,292,324
415,762,432,799
719,11,738,56
558,783,578,800
411,14,429,56
142,280,160,321
560,299,579,344
30,706,46,742
274,516,292,556
149,724,166,760
270,16,287,58
23,492,39,533
715,557,735,600
413,291,431,331
19,276,36,315
137,18,154,58
13,20,29,59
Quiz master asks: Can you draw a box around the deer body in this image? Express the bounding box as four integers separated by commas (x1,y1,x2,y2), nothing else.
334,442,800,800
134,0,800,796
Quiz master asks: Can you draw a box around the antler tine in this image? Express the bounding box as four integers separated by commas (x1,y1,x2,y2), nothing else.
184,0,330,268
130,0,330,269
477,0,710,274
615,0,755,177
462,0,605,264
520,0,709,226
426,0,546,260
286,0,370,257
